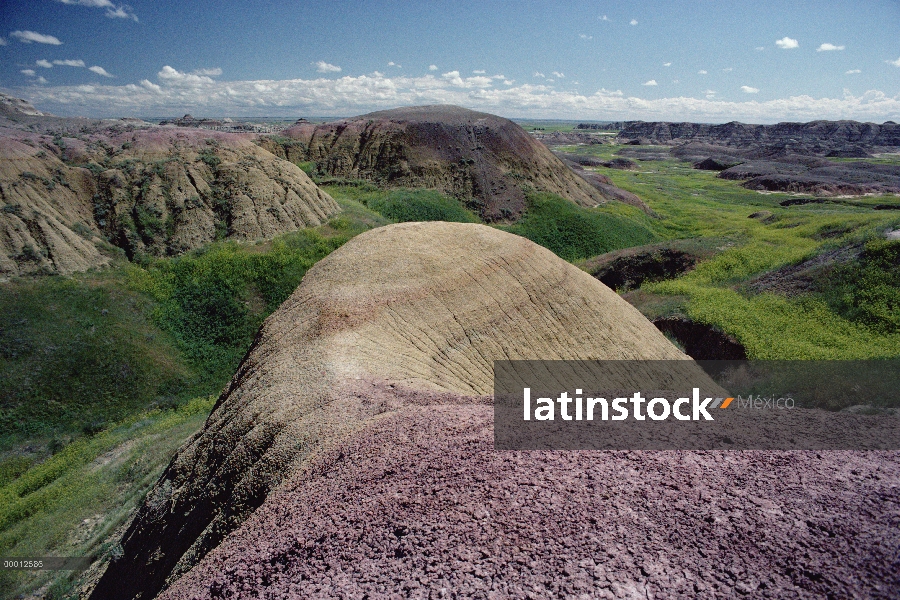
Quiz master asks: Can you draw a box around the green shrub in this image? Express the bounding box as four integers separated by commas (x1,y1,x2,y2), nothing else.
504,192,657,261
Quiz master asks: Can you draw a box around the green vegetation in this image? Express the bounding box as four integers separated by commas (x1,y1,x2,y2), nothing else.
323,183,480,223
504,192,657,262
562,143,900,359
0,396,215,599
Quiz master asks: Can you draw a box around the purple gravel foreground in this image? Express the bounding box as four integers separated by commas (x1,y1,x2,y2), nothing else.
162,405,900,599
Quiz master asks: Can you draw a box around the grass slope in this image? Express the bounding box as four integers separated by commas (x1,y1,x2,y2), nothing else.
561,143,900,358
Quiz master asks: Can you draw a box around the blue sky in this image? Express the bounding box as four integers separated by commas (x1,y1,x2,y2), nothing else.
1,0,899,122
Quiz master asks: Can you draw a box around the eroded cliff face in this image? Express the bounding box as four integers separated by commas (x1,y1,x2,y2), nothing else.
0,123,339,276
618,119,900,156
261,105,608,221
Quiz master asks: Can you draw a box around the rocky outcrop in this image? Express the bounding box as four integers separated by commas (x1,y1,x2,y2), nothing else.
0,118,339,275
262,105,608,221
89,222,696,600
618,120,900,156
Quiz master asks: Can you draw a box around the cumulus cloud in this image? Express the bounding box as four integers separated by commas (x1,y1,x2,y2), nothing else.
755,46,765,51
387,61,402,68
36,77,48,84
53,59,86,67
21,69,36,76
599,15,610,21
11,30,63,45
533,71,545,78
89,65,113,77
722,67,733,73
441,71,493,88
741,85,759,94
552,71,565,78
663,62,672,67
19,69,900,125
157,65,216,85
775,37,799,49
314,61,342,73
0,37,6,46
579,34,592,40
55,0,138,22
36,59,53,68
473,69,486,74
193,67,222,76
703,89,716,99
698,70,708,75
887,57,900,67
817,43,845,52
643,80,658,86
503,80,514,85
428,65,438,71
846,69,861,74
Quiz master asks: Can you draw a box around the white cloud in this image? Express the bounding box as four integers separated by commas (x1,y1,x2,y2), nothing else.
21,69,36,76
663,62,672,67
698,70,708,75
491,74,505,80
579,34,592,40
387,61,401,68
846,69,861,74
428,65,438,71
755,46,765,51
441,70,493,88
314,61,342,73
56,0,114,6
533,71,545,78
36,59,53,68
36,77,48,84
105,5,138,21
0,37,6,46
473,69,486,74
643,80,658,86
11,30,63,45
503,80,514,85
552,71,565,78
19,69,900,125
193,68,222,76
722,67,733,73
630,19,638,25
157,65,216,86
55,1,138,22
741,85,759,94
775,36,799,49
703,89,716,99
89,65,113,77
887,57,900,67
599,15,610,21
53,59,86,67
817,43,845,52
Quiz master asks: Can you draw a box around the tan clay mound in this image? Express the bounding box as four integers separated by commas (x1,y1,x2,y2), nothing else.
0,121,339,275
90,222,693,599
266,105,608,221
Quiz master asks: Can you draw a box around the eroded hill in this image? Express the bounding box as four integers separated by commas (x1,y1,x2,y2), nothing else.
0,98,338,276
261,105,611,221
89,222,695,599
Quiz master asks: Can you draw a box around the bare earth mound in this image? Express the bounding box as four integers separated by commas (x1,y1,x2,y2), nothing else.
265,105,608,221
0,104,338,276
90,223,900,600
162,408,899,599
90,222,690,599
